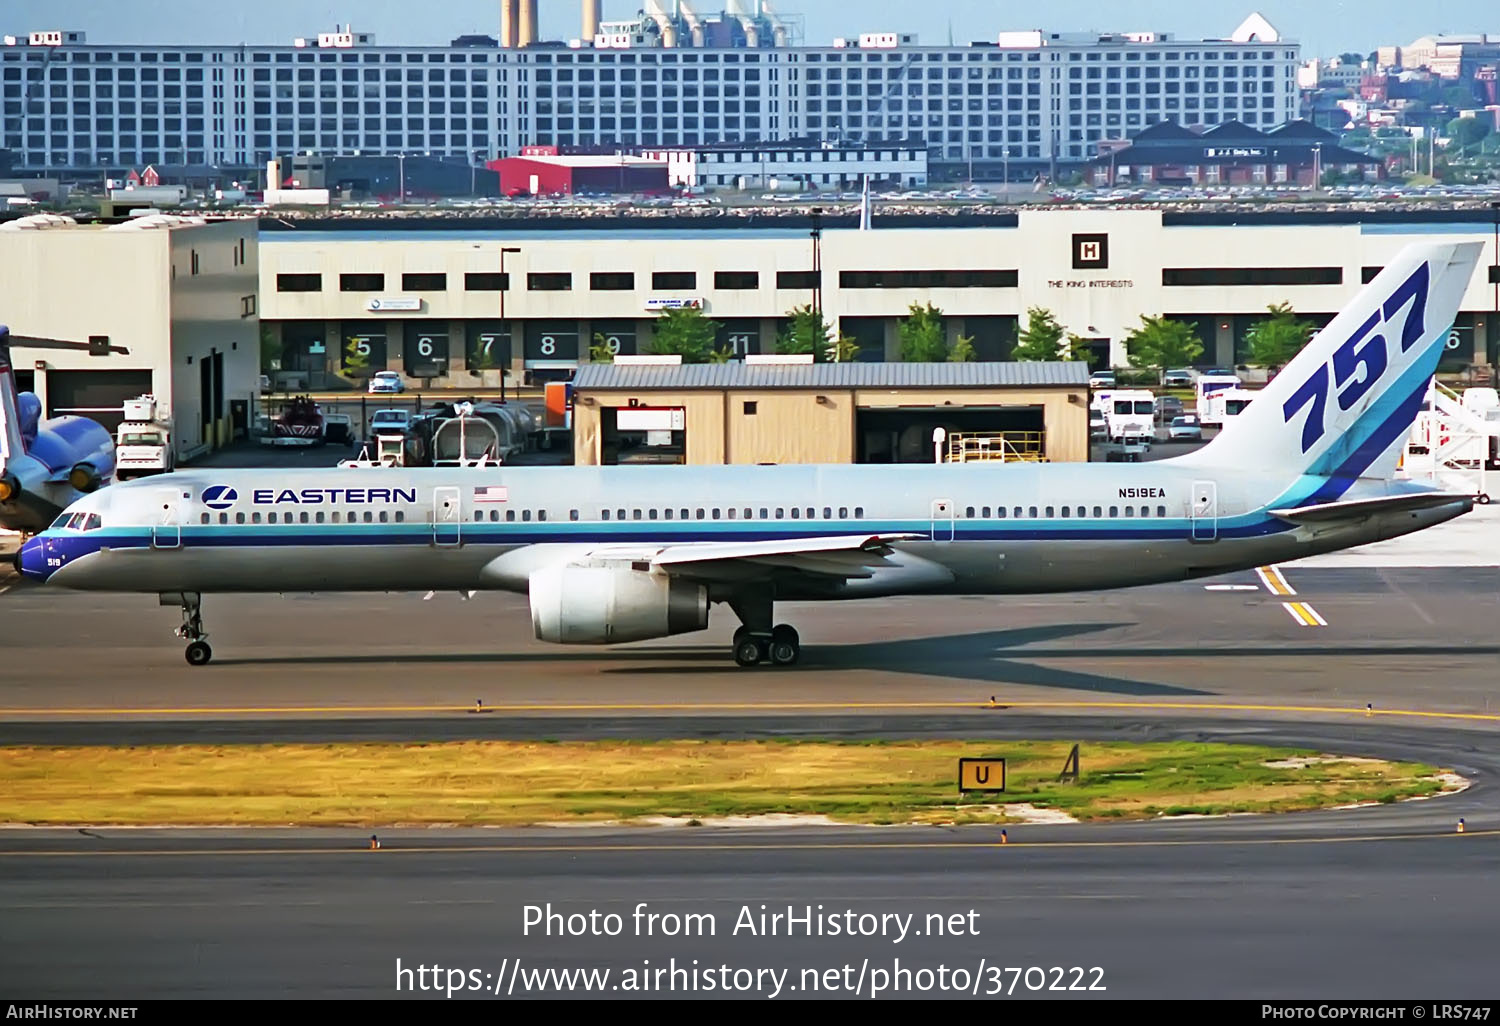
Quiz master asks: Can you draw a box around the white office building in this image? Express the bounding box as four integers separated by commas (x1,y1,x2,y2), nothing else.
0,15,1298,178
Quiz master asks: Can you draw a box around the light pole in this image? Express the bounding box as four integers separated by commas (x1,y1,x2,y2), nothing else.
1491,202,1499,366
397,154,405,204
809,207,824,320
499,246,520,401
1312,143,1321,190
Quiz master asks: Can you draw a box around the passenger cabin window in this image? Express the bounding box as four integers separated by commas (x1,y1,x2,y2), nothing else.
1158,506,1167,518
1109,506,1119,517
823,507,832,519
839,507,848,518
790,508,800,519
1093,506,1102,518
664,508,673,520
761,508,770,519
602,509,611,521
1061,507,1070,518
1028,506,1038,518
696,508,705,520
680,508,689,520
997,507,1007,519
251,512,262,524
633,509,642,521
506,510,516,522
395,511,405,523
570,510,580,521
1045,506,1054,517
776,508,784,519
538,510,547,522
649,509,658,520
806,508,815,519
522,510,532,522
377,511,387,523
1125,506,1135,518
219,513,229,524
712,508,721,519
201,513,210,525
618,509,626,521
854,506,864,518
489,510,500,522
363,511,373,523
315,512,325,524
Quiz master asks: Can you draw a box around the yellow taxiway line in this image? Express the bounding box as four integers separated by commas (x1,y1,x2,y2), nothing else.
1282,601,1329,628
2,699,1499,722
0,829,1493,860
1256,565,1297,596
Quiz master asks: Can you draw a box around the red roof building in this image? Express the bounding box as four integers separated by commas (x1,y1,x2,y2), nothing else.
485,154,670,197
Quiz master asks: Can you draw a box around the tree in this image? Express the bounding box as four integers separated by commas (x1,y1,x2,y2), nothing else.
1062,333,1095,364
1244,302,1316,371
949,334,977,362
648,306,726,363
1338,52,1363,66
898,302,950,362
1122,315,1203,380
1446,117,1491,155
259,324,283,372
1012,306,1067,361
776,304,829,360
343,335,371,376
588,332,615,363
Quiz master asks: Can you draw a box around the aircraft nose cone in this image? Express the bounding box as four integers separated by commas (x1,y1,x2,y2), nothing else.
17,537,50,583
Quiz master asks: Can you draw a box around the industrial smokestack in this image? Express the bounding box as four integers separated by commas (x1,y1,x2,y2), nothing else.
518,0,538,47
501,0,518,48
583,0,601,42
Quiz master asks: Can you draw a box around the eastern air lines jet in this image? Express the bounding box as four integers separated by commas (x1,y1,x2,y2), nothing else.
15,242,1483,668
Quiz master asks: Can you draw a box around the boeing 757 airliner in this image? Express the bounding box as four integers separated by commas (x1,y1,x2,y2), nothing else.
14,242,1483,667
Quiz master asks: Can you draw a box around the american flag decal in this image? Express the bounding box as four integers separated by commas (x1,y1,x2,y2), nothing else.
473,485,508,503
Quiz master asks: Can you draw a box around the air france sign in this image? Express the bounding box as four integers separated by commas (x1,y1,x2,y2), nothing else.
645,297,704,311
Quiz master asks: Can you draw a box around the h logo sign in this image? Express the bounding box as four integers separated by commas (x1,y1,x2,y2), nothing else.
1073,233,1109,270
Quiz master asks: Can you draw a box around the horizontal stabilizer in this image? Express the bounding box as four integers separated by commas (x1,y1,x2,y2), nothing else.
1269,492,1474,524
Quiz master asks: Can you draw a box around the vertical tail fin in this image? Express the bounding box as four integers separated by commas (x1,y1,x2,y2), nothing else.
1190,242,1483,483
0,326,27,473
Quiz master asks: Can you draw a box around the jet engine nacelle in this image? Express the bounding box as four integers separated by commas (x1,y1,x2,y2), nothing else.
529,565,709,644
67,462,102,493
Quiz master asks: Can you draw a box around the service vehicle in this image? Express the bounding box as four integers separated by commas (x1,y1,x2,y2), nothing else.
1104,390,1157,442
113,395,174,481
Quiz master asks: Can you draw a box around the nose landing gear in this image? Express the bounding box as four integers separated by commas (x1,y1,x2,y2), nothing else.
166,591,212,666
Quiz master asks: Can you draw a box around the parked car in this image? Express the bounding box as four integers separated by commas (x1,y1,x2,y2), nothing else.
369,409,413,436
1162,368,1194,388
1168,415,1203,441
1088,369,1116,390
1155,395,1184,422
367,370,405,395
1089,411,1107,439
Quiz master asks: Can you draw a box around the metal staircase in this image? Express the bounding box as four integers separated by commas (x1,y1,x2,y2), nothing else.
1402,381,1498,502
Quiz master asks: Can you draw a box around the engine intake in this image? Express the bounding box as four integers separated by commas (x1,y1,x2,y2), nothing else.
529,565,708,644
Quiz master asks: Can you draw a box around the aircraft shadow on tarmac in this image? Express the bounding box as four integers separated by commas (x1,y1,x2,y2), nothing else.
217,622,1212,697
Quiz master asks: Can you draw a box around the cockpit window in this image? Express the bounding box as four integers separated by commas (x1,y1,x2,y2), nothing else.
50,513,73,530
66,512,87,530
84,514,102,531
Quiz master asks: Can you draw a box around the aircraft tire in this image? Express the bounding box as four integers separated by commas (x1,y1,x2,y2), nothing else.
185,641,213,667
733,637,764,668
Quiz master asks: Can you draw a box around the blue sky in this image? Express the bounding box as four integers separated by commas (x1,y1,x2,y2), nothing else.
7,1,1496,58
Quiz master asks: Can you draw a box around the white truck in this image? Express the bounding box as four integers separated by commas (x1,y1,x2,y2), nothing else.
1198,387,1260,427
114,395,175,480
1104,390,1157,443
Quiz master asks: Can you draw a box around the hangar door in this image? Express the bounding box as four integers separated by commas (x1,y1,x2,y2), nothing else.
45,369,154,434
857,405,1044,464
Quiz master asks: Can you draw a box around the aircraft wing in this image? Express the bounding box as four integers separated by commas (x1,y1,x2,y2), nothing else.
647,533,927,582
1268,492,1474,524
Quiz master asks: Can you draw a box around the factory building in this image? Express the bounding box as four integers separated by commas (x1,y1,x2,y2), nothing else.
486,148,670,196
570,359,1089,466
0,13,1298,180
0,214,259,457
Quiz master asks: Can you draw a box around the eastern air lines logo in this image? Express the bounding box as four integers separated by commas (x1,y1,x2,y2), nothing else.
202,485,239,510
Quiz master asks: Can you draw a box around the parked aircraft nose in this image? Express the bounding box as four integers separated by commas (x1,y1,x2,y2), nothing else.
16,537,50,583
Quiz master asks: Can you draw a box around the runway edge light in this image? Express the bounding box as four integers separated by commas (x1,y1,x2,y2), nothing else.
1458,818,1465,833
369,834,381,850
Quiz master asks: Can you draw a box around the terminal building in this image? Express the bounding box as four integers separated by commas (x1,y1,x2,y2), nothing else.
0,214,259,457
256,208,1500,391
0,14,1298,180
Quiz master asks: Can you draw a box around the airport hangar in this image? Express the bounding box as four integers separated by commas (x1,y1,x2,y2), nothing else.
0,214,259,459
257,207,1500,392
569,358,1090,466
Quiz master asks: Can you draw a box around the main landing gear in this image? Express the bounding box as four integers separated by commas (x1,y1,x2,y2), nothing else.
731,624,801,668
170,591,212,666
728,592,800,668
